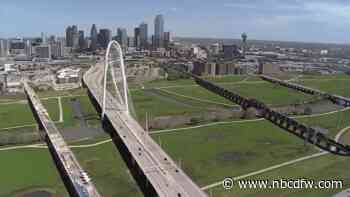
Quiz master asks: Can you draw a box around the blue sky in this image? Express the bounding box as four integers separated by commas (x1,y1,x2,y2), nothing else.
1,0,350,43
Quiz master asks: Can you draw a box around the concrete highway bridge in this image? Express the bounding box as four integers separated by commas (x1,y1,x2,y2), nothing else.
83,41,208,197
23,81,102,197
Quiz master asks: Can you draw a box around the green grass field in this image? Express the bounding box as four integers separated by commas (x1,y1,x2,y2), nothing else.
0,148,67,197
0,99,60,130
164,82,314,106
60,95,99,127
0,74,350,197
0,142,143,197
211,154,350,197
72,142,143,197
36,88,86,98
130,89,231,122
340,130,350,144
143,75,249,89
158,86,232,105
61,97,77,127
300,74,350,80
1,110,349,196
131,89,202,120
223,83,313,106
297,109,350,137
151,120,316,186
301,79,350,97
0,88,86,103
146,106,350,195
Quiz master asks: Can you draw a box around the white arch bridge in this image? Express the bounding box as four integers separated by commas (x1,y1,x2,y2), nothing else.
83,41,208,197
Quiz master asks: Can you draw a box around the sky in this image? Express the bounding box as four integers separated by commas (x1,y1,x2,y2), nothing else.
1,0,350,43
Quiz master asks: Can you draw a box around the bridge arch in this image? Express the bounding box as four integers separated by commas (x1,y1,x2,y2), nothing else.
102,41,129,118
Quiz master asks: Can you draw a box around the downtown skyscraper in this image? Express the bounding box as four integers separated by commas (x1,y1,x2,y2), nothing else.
90,24,98,51
139,22,148,50
0,39,8,57
72,25,79,50
98,29,112,49
25,40,32,57
66,25,79,49
78,30,85,49
66,26,73,47
134,27,140,49
154,14,164,49
117,28,128,49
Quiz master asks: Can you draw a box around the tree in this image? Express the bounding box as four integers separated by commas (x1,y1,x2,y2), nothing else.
304,107,312,115
241,107,257,119
189,117,202,125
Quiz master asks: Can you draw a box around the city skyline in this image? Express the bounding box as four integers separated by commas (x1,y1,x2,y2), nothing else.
1,1,350,44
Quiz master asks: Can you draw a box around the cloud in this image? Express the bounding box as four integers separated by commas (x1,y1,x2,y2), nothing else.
303,1,350,19
170,7,178,12
223,0,350,26
223,0,300,10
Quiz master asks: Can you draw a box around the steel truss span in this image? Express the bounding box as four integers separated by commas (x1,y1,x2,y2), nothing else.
260,75,350,107
166,65,350,156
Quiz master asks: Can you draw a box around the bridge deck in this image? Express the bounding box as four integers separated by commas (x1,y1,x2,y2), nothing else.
84,64,208,197
23,82,101,197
